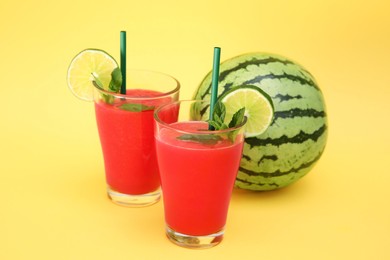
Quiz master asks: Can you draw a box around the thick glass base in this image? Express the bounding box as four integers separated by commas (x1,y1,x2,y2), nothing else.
165,225,224,249
107,186,161,207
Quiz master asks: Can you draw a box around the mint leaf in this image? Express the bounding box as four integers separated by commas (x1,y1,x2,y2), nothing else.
229,107,246,128
213,101,226,122
213,113,223,126
91,68,122,105
119,103,155,112
207,120,222,130
208,101,246,143
92,75,113,104
220,123,229,130
209,101,244,130
108,67,122,93
91,68,122,93
91,74,104,90
208,120,228,130
177,134,222,145
208,102,226,130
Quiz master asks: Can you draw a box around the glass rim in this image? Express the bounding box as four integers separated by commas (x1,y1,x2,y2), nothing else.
154,99,247,135
93,69,180,101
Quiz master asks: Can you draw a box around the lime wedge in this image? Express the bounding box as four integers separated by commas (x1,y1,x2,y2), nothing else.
67,49,119,101
219,85,274,137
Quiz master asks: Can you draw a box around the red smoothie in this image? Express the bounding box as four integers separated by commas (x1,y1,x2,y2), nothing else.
155,121,244,235
95,89,176,195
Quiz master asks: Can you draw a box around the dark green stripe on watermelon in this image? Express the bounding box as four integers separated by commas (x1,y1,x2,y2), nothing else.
245,125,327,147
273,94,303,102
240,73,319,90
239,148,325,178
257,155,278,165
242,154,278,165
235,178,280,188
274,108,326,120
218,56,311,82
200,104,210,118
200,56,318,100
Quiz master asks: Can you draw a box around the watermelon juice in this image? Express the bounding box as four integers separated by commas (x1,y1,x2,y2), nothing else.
94,70,180,207
154,100,246,248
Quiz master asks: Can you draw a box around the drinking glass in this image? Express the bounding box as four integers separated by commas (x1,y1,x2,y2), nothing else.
154,100,246,248
94,69,180,207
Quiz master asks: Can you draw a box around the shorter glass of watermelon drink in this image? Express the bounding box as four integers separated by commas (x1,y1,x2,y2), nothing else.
94,70,180,207
154,100,247,248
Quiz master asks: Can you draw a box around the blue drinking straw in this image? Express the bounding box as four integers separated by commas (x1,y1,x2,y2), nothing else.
120,31,126,94
208,47,221,130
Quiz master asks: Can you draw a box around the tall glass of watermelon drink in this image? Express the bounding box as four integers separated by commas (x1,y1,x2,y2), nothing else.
154,100,246,248
94,69,180,207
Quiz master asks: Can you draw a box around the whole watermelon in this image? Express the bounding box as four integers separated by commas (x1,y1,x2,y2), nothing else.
193,52,328,191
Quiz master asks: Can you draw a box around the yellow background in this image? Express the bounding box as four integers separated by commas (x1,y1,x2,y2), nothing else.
1,0,389,259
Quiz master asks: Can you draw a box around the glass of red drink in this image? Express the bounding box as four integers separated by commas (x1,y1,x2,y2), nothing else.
154,100,246,248
93,70,180,207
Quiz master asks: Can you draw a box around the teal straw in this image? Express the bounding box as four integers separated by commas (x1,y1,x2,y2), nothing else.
120,31,126,94
208,47,221,130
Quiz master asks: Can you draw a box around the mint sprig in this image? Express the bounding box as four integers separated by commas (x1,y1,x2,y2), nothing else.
209,102,245,143
119,103,155,112
176,102,246,145
208,102,245,130
108,67,122,93
207,101,228,130
229,106,246,128
92,67,123,104
177,134,222,145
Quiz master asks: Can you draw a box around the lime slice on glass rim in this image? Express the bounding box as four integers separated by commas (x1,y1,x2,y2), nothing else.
218,85,274,137
67,49,119,101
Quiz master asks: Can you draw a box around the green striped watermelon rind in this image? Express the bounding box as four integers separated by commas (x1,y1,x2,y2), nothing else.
193,52,328,191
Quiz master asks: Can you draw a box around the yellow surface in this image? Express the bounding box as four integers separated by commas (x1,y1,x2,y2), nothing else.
1,0,389,259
